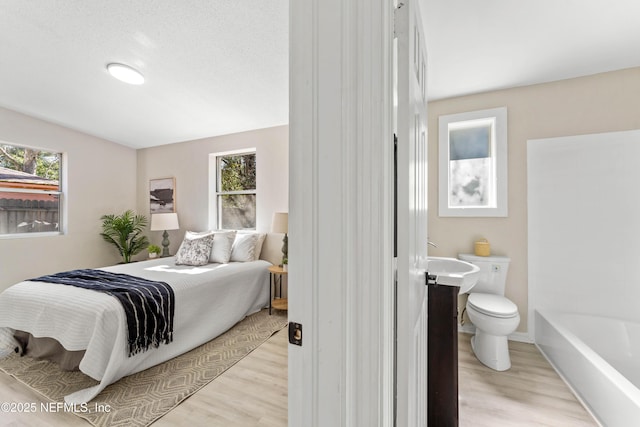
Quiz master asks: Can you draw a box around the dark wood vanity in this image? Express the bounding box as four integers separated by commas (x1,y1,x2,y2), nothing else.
427,278,460,426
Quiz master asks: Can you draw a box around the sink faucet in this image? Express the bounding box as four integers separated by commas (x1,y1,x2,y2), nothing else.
428,241,437,248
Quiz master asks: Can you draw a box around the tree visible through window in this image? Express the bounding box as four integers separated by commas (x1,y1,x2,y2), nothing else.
0,143,62,235
216,152,256,229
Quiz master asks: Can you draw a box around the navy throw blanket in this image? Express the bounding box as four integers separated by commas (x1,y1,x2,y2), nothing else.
31,269,175,357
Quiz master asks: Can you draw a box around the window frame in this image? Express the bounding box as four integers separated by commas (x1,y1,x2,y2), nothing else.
210,149,257,230
0,142,63,238
438,107,508,217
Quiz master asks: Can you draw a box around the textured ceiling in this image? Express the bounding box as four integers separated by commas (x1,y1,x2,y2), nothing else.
0,1,289,149
0,1,638,149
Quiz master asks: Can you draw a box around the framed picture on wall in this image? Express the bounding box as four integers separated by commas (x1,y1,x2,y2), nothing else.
150,177,176,213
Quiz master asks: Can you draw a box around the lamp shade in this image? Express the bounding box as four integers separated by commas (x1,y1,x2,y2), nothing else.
150,212,179,231
271,212,288,233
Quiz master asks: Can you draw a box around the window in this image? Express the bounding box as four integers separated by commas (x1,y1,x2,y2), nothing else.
0,143,62,236
438,107,507,217
214,150,256,229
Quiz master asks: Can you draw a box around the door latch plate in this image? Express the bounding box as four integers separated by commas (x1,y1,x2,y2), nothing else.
288,322,302,346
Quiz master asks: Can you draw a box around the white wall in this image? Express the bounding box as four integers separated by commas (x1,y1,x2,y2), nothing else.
0,107,137,291
136,125,288,254
528,129,640,335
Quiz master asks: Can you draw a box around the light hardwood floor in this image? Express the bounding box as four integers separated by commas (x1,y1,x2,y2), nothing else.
459,333,597,426
0,330,597,426
155,328,288,427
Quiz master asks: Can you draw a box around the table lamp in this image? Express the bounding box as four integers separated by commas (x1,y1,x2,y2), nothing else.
271,212,288,266
150,212,180,257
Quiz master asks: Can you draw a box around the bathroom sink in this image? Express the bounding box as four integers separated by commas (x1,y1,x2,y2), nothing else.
425,257,480,294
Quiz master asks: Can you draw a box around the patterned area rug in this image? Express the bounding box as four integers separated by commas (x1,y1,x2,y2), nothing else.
0,309,287,426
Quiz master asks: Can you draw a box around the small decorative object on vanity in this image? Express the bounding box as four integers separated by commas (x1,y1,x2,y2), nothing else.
282,257,288,272
474,238,490,256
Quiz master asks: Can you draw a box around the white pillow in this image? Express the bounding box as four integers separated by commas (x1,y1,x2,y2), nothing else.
230,233,261,262
235,230,267,259
185,230,236,263
175,233,216,266
210,231,236,263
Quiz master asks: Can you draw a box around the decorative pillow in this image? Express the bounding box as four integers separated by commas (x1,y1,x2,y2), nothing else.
175,233,216,266
235,231,267,259
230,233,261,262
184,230,236,263
184,230,214,239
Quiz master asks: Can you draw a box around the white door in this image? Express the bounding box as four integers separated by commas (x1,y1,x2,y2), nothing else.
288,0,427,425
395,1,429,426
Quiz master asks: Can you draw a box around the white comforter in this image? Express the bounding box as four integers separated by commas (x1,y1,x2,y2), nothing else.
0,258,270,403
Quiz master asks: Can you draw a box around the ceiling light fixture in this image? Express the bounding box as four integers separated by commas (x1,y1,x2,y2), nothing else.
106,63,145,85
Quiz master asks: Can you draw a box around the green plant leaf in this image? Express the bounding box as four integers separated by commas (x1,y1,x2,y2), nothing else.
100,210,150,263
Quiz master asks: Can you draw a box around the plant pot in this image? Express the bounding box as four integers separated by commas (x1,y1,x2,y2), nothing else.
283,264,288,272
149,253,158,259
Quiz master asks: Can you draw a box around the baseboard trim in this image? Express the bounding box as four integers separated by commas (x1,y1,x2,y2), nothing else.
457,323,475,335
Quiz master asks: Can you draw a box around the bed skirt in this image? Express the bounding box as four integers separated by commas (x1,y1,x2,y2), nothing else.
13,331,84,371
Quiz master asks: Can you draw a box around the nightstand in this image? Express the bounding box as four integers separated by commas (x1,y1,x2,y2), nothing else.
268,265,288,314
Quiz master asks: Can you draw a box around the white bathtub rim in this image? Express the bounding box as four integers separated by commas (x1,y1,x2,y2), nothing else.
536,309,640,408
534,338,603,427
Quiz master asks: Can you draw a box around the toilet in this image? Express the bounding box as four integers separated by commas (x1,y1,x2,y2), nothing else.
458,253,520,371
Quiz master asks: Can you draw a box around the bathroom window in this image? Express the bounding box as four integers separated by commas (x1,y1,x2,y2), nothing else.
438,107,508,217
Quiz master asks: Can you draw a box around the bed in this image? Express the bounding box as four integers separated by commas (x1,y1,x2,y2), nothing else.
0,231,283,404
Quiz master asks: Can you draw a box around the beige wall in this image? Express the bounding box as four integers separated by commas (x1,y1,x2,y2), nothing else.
0,107,137,291
427,67,640,333
136,125,288,256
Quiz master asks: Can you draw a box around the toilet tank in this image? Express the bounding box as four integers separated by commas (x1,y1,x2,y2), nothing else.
458,254,511,295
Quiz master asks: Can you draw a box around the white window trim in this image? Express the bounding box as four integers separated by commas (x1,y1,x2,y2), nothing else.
208,148,257,230
438,107,508,217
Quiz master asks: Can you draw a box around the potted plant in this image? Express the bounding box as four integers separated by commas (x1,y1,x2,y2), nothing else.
282,257,288,272
100,210,149,263
148,244,161,259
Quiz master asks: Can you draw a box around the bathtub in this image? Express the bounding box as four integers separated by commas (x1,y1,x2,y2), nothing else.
535,310,640,426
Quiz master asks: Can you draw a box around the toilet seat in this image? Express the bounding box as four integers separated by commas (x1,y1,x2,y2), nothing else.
467,293,518,319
